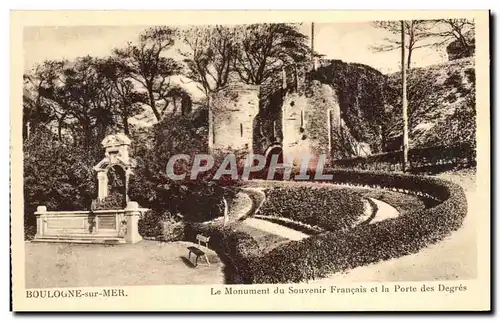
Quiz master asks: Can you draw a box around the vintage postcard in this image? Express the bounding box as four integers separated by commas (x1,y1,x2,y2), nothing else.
10,10,490,311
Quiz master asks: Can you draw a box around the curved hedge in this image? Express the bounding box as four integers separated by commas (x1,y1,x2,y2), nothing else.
258,186,365,232
184,222,260,284
249,169,468,283
185,169,468,284
332,142,476,172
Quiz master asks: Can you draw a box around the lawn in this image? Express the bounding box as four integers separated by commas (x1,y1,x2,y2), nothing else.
233,223,290,253
25,240,226,289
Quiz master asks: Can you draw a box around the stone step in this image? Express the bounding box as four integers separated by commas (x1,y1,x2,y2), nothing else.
34,233,122,238
32,235,126,244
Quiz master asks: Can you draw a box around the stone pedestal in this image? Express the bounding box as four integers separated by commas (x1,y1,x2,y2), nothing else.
34,205,47,239
124,201,142,244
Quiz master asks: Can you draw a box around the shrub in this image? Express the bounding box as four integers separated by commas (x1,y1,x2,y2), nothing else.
138,209,186,241
128,115,237,223
311,60,387,152
138,210,167,239
444,72,463,89
91,193,125,210
331,142,475,173
258,186,365,232
184,222,260,284
249,169,468,283
161,220,186,242
23,129,97,240
384,58,475,151
464,68,475,84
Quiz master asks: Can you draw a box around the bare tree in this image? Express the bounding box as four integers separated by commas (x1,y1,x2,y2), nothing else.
429,19,475,58
114,27,183,121
371,20,435,69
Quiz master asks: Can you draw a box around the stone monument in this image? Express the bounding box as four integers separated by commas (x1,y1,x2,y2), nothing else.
93,133,136,204
33,133,144,244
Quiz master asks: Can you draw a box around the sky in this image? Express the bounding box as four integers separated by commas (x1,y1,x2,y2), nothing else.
23,22,448,75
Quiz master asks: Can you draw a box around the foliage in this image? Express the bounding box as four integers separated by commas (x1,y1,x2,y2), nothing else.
311,60,388,153
128,113,236,223
95,57,146,135
23,61,65,141
251,170,467,283
184,222,260,284
371,19,475,68
113,27,183,121
161,220,186,242
91,193,125,211
23,56,146,155
180,169,467,284
23,129,97,239
258,187,365,231
385,58,476,150
332,142,476,173
138,210,163,238
433,19,475,60
234,23,310,85
180,25,237,95
138,210,189,242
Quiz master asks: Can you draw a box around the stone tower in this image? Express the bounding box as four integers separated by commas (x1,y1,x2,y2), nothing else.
209,83,260,153
281,77,341,167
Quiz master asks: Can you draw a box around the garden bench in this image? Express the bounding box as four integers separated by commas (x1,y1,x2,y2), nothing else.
187,234,210,267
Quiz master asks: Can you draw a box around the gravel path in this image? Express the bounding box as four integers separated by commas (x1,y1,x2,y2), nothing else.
304,170,477,283
368,197,399,224
242,217,309,241
25,240,225,288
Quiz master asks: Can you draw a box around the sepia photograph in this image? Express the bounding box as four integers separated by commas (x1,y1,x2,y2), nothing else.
10,10,490,311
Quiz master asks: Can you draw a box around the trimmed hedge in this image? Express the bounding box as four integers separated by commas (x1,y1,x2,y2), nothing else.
331,142,476,173
249,169,468,283
258,186,365,232
182,169,467,284
184,222,260,284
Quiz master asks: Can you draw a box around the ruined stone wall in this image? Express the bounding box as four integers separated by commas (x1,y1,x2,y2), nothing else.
209,84,260,153
281,80,341,165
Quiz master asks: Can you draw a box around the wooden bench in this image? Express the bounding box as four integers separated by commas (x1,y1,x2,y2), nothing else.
187,234,211,266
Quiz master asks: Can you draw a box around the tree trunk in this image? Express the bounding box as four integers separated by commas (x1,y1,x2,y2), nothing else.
407,48,413,70
23,121,29,141
148,89,161,121
58,121,63,142
123,116,130,135
401,21,409,172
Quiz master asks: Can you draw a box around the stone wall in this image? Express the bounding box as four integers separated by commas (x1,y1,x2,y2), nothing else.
281,80,341,166
209,84,260,153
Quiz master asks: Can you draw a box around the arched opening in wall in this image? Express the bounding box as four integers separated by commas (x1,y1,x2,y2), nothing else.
106,165,127,208
265,145,284,164
263,144,284,180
